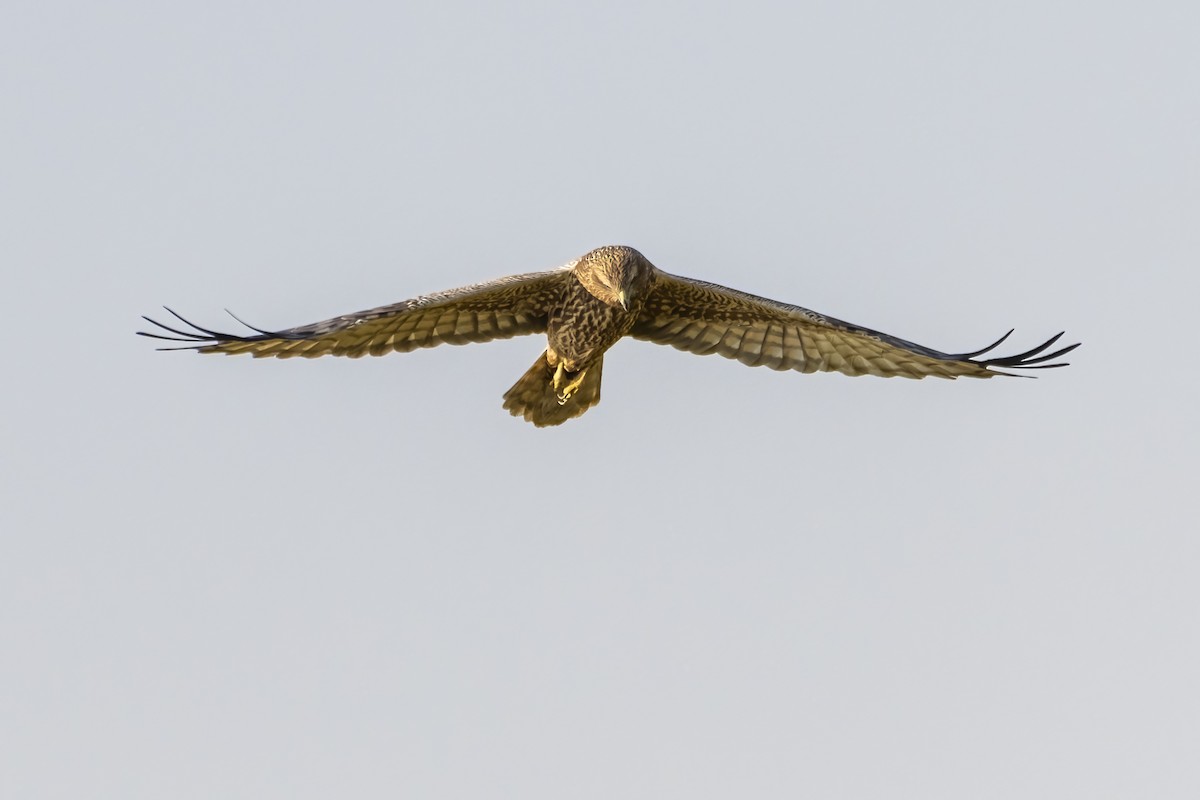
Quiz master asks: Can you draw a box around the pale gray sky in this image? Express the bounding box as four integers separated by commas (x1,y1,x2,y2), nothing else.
3,1,1198,797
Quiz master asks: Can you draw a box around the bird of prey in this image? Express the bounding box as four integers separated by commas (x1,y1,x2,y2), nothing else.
139,245,1079,427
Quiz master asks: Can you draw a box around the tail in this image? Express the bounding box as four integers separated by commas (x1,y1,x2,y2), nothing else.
502,352,604,427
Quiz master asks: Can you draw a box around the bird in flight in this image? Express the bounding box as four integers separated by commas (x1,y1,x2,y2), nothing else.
139,245,1079,427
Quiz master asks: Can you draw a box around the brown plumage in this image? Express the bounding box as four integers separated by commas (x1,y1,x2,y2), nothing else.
139,245,1079,427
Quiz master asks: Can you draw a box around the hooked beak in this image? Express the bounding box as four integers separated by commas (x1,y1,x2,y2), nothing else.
617,289,629,311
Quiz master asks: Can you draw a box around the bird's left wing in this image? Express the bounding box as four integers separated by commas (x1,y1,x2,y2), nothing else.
139,266,575,358
631,272,1078,378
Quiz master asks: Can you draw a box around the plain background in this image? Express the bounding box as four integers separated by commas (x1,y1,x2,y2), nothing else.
3,1,1197,797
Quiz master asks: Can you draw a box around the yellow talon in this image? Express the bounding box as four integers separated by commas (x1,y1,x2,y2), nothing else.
555,368,588,405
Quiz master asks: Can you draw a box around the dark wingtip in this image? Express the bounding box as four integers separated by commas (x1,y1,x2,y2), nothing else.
224,308,285,337
960,331,1081,372
137,305,299,350
960,328,1014,359
162,306,229,339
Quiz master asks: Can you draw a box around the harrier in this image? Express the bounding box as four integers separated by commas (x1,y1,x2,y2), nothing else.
139,245,1079,427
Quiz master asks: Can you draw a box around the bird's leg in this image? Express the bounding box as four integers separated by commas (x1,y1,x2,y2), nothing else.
554,366,589,405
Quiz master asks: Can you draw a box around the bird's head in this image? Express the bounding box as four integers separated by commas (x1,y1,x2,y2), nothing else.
576,245,655,311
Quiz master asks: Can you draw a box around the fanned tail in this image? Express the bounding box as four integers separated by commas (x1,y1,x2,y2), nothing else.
502,352,603,427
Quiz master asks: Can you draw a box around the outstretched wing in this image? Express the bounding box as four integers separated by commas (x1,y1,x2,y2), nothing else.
631,272,1079,378
139,266,575,359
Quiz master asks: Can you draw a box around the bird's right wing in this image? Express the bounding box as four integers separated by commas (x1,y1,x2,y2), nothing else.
138,265,576,359
631,272,1078,378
